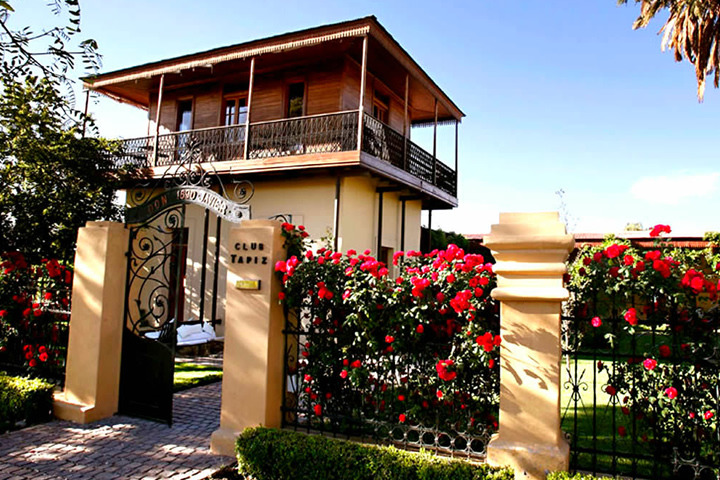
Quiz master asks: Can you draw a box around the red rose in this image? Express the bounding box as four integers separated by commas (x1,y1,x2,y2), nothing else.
591,317,602,328
416,324,424,334
624,308,638,326
385,335,394,344
340,369,348,379
704,411,714,420
623,255,634,266
649,224,671,237
436,360,457,381
606,385,617,396
313,404,322,416
665,387,678,399
618,426,627,437
582,257,592,266
397,395,405,401
643,358,657,371
659,345,671,358
351,360,362,368
398,414,406,423
278,292,285,301
606,244,621,259
39,352,48,362
608,267,619,278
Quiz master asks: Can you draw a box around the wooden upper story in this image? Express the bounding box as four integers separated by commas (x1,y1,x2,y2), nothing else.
86,17,464,208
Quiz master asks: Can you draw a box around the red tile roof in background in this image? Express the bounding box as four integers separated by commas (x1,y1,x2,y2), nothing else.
466,232,714,250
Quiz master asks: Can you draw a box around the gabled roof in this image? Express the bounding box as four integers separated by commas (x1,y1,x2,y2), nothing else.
83,16,464,122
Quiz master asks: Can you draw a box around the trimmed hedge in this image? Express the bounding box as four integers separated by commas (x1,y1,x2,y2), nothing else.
235,427,514,480
0,373,54,432
547,473,600,480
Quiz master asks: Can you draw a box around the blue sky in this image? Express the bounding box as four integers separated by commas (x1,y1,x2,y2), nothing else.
15,1,720,235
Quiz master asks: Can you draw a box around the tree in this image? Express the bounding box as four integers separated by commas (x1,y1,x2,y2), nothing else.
0,77,122,262
0,1,100,95
619,0,720,101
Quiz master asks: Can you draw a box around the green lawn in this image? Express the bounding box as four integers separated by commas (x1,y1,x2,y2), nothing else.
173,362,223,392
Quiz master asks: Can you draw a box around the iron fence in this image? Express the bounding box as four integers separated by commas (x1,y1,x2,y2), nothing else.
562,305,720,479
281,307,497,460
107,111,457,198
248,111,357,159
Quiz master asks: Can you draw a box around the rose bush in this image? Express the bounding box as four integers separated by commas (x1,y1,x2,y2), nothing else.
566,225,719,465
277,224,500,438
0,252,71,381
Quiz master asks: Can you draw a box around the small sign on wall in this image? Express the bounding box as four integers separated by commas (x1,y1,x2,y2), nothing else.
230,242,268,265
235,279,261,290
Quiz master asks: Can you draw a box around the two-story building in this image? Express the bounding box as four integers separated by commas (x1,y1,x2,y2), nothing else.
86,16,463,333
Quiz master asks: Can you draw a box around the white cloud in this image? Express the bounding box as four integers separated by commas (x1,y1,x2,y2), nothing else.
630,172,719,205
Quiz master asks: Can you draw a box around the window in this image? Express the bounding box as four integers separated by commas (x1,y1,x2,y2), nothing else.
287,82,305,118
224,96,248,125
176,99,193,132
372,92,389,124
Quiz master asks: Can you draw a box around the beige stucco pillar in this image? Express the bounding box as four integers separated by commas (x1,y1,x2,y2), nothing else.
485,212,574,480
53,221,129,423
211,220,286,456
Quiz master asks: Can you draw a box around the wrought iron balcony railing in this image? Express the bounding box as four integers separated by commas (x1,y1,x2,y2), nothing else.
110,111,456,197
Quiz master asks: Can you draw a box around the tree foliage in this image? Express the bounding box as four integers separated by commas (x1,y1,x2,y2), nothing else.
620,0,720,100
0,0,100,105
0,77,122,262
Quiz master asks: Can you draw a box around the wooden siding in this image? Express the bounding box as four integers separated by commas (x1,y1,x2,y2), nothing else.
250,74,284,122
146,60,345,130
341,57,405,134
194,86,222,128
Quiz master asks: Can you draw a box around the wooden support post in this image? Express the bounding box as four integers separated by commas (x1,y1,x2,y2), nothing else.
357,35,368,151
244,57,256,160
454,119,459,196
153,74,165,166
485,212,574,480
403,74,409,170
432,98,438,185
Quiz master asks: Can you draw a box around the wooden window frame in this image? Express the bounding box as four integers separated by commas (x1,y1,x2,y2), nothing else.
222,94,248,126
284,77,307,118
372,90,389,124
176,96,195,132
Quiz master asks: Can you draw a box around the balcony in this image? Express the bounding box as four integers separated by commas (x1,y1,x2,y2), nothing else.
110,111,457,199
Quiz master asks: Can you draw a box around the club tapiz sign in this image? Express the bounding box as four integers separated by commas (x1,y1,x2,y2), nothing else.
126,186,250,224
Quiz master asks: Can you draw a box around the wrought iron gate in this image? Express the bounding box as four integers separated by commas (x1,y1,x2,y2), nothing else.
119,204,186,424
118,151,253,424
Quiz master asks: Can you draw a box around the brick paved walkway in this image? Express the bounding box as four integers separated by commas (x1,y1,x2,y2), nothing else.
0,382,233,480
